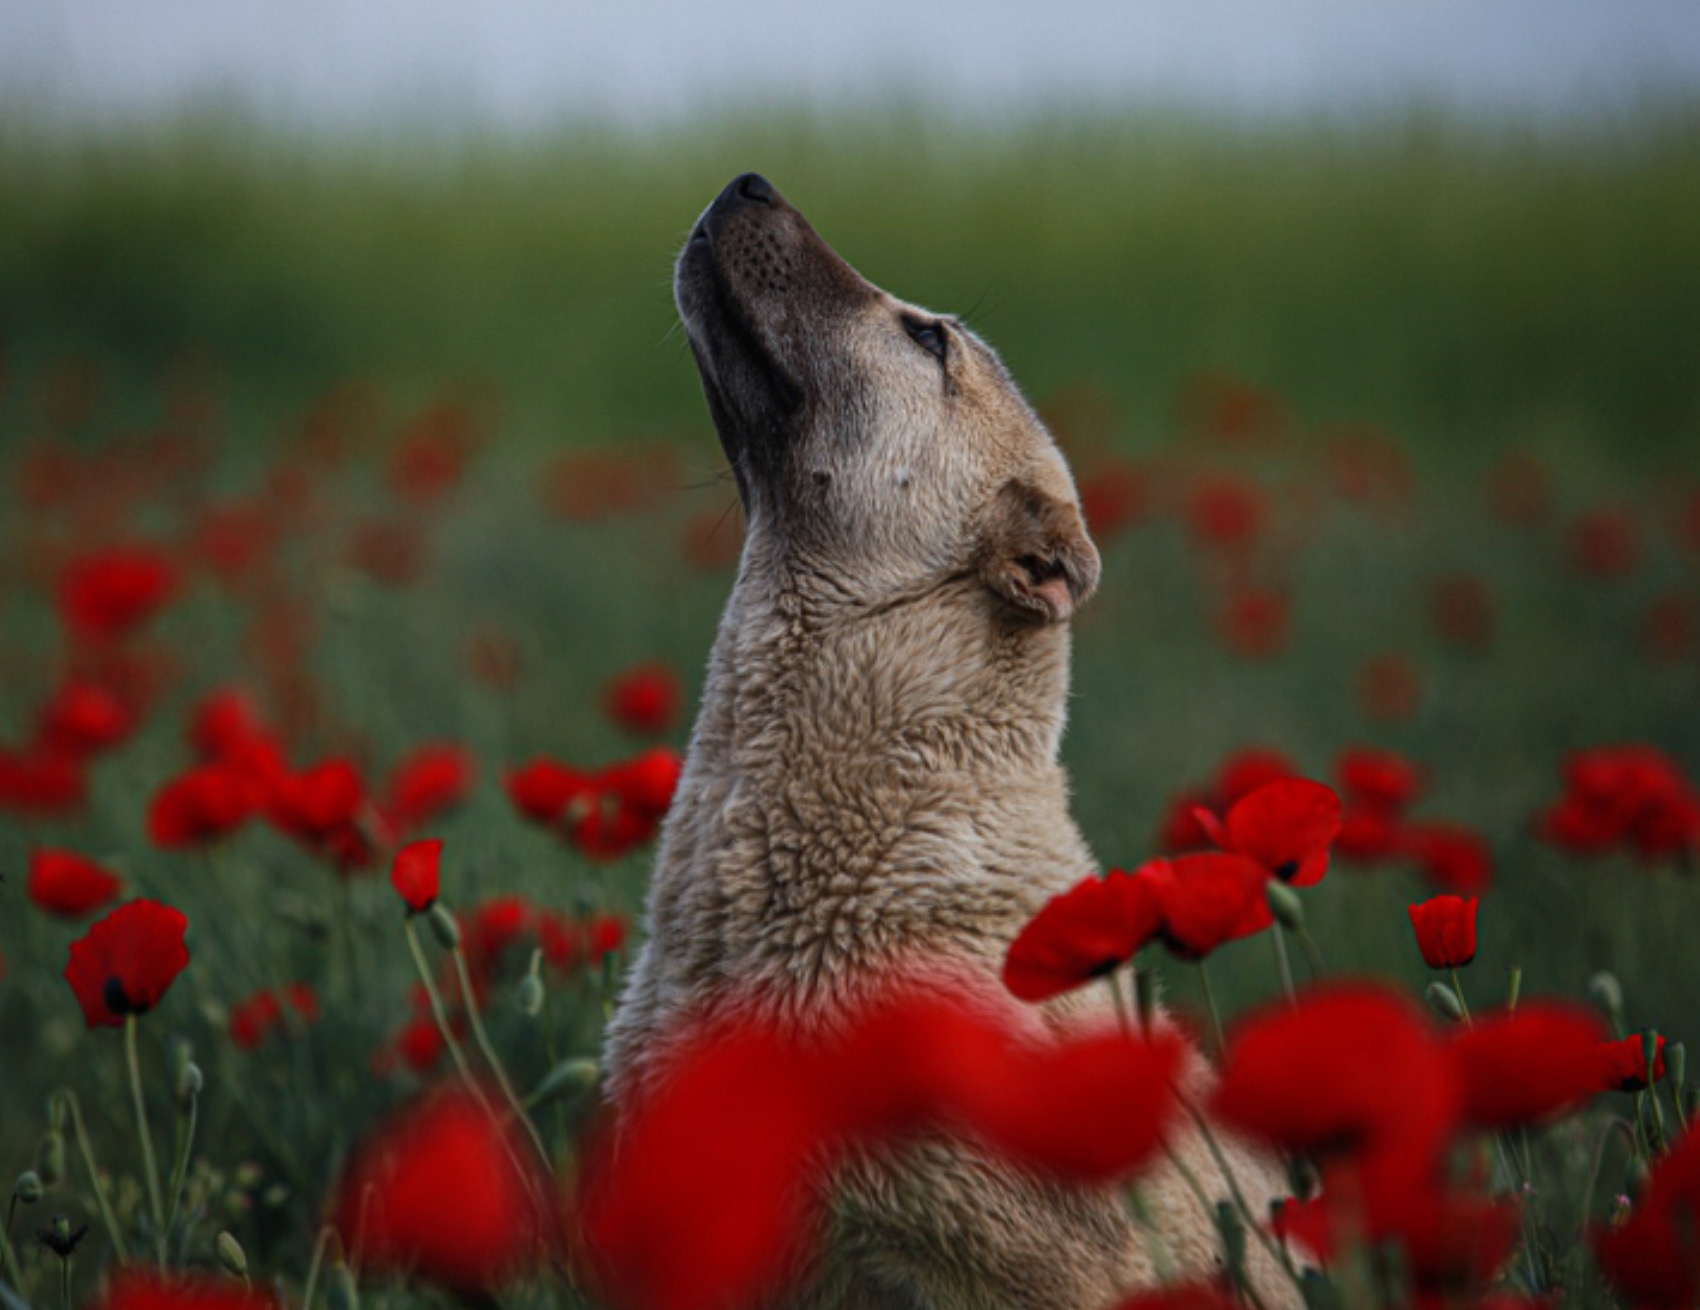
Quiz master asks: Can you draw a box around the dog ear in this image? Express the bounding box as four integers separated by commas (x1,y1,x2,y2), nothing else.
977,479,1101,622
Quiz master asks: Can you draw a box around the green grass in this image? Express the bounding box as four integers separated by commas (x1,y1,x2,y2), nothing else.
0,108,1698,1306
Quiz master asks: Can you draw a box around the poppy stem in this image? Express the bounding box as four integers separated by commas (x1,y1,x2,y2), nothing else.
0,1216,23,1300
449,944,552,1166
1295,924,1326,980
164,1078,200,1252
50,1091,128,1263
402,918,495,1118
1176,1094,1307,1293
1269,928,1296,1005
1448,968,1473,1024
1196,961,1227,1059
1124,1186,1175,1282
301,1227,343,1310
1583,1118,1638,1220
124,1017,168,1265
60,1252,70,1310
1106,972,1132,1037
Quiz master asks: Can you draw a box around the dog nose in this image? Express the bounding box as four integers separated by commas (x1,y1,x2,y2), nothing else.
733,173,777,205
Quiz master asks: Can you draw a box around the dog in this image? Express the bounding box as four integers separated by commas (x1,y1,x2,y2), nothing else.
603,174,1294,1310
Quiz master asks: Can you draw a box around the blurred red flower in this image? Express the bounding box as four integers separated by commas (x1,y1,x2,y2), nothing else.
584,912,629,964
1539,744,1700,863
28,849,123,919
604,662,685,736
1216,588,1289,659
1357,652,1424,722
0,747,88,817
391,838,444,914
1427,573,1497,650
1593,1123,1700,1308
148,764,259,849
1002,868,1163,1001
1195,777,1342,886
1401,822,1494,894
1407,895,1477,968
64,898,191,1028
1447,1002,1607,1129
88,1269,272,1310
1568,506,1641,578
1336,746,1424,810
333,1089,551,1293
385,744,477,836
505,757,596,825
1333,804,1404,863
268,758,373,868
1145,852,1273,959
37,680,136,757
58,546,179,643
229,983,320,1050
1599,1032,1667,1092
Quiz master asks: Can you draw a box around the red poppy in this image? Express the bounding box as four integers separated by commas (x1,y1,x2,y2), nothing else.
1406,896,1478,969
269,758,373,868
1212,983,1459,1185
88,1269,272,1310
27,849,123,919
1187,475,1269,549
1599,1032,1667,1092
1002,869,1162,1001
1215,588,1289,659
389,838,445,913
187,688,270,760
571,800,657,863
1336,747,1423,810
1109,1286,1243,1310
1593,1124,1700,1308
538,913,582,971
1539,744,1700,862
1357,652,1424,722
385,744,476,836
333,1090,550,1293
585,913,629,964
462,896,537,978
373,1014,451,1077
604,662,685,736
64,899,191,1028
1447,1003,1607,1129
505,758,595,825
1155,787,1216,853
605,748,683,821
1568,506,1641,578
1215,748,1297,803
1145,853,1273,959
148,764,258,848
0,746,87,817
229,983,319,1050
1401,822,1494,894
1196,777,1342,886
1333,805,1404,863
57,546,179,643
37,680,135,757
1077,461,1148,541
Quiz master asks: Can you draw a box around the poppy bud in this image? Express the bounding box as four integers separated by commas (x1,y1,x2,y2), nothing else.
428,902,462,950
1669,1041,1687,1093
217,1231,249,1279
1506,965,1523,1012
177,1061,204,1105
13,1171,43,1204
37,1130,65,1185
1589,971,1625,1019
1426,980,1466,1023
1264,880,1305,932
327,1262,360,1310
515,973,545,1018
1624,1157,1652,1200
526,1057,600,1109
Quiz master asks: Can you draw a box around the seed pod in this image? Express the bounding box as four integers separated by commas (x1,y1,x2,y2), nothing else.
1265,881,1305,933
1426,981,1466,1023
326,1262,360,1310
177,1061,204,1105
1506,965,1523,1012
13,1171,43,1205
526,1057,600,1109
1589,972,1625,1019
216,1231,249,1279
428,902,462,951
36,1130,66,1186
515,973,545,1018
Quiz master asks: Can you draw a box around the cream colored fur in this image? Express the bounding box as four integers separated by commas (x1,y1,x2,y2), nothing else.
602,175,1296,1310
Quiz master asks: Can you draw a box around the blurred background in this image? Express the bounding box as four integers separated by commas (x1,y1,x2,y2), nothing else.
2,3,1700,1258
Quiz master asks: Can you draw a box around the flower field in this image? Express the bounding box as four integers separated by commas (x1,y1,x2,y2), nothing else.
1,113,1698,1309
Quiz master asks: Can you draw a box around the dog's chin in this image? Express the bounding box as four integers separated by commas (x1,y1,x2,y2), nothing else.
676,238,803,502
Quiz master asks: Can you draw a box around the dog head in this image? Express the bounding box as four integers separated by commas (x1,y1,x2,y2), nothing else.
676,173,1098,624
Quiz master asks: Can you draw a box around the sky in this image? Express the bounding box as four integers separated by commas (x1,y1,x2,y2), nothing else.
3,1,1700,130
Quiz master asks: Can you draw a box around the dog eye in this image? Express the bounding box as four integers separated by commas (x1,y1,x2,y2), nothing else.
902,315,949,363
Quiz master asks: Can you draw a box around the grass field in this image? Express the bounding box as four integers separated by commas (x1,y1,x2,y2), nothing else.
1,109,1698,1308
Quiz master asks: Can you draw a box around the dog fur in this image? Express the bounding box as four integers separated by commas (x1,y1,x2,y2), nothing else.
602,174,1294,1310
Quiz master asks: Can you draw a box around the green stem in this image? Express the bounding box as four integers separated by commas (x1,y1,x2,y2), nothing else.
1270,928,1296,1005
0,1210,23,1299
1159,1140,1274,1310
1177,1094,1305,1289
1197,960,1227,1059
1295,924,1326,979
402,920,493,1115
302,1228,340,1310
1585,1118,1638,1220
53,1090,129,1263
449,946,551,1166
1449,967,1474,1024
1106,972,1132,1037
125,1017,168,1265
60,1257,70,1310
166,1086,200,1250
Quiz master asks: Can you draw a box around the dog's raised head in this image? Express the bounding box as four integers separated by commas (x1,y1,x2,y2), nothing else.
676,172,1099,625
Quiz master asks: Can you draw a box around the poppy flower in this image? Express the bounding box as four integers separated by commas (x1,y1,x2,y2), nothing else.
229,983,320,1050
385,744,476,836
1196,777,1342,886
1187,475,1269,549
505,758,595,825
571,800,657,863
1333,805,1404,863
585,913,629,964
37,680,135,757
462,896,537,978
1336,747,1423,810
27,849,123,919
1077,461,1148,541
391,838,444,914
1357,651,1424,722
373,1014,451,1077
1002,869,1162,1001
269,758,373,868
1593,1123,1700,1308
57,546,179,643
1447,1002,1607,1129
1214,748,1297,804
148,764,258,848
64,899,191,1028
1109,1286,1243,1310
88,1269,273,1310
1568,506,1641,578
0,746,88,817
604,662,685,736
187,688,274,760
1145,853,1272,959
1599,1031,1667,1092
1402,823,1494,894
605,748,683,821
333,1089,550,1293
538,913,583,971
1407,896,1478,969
1215,588,1289,659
